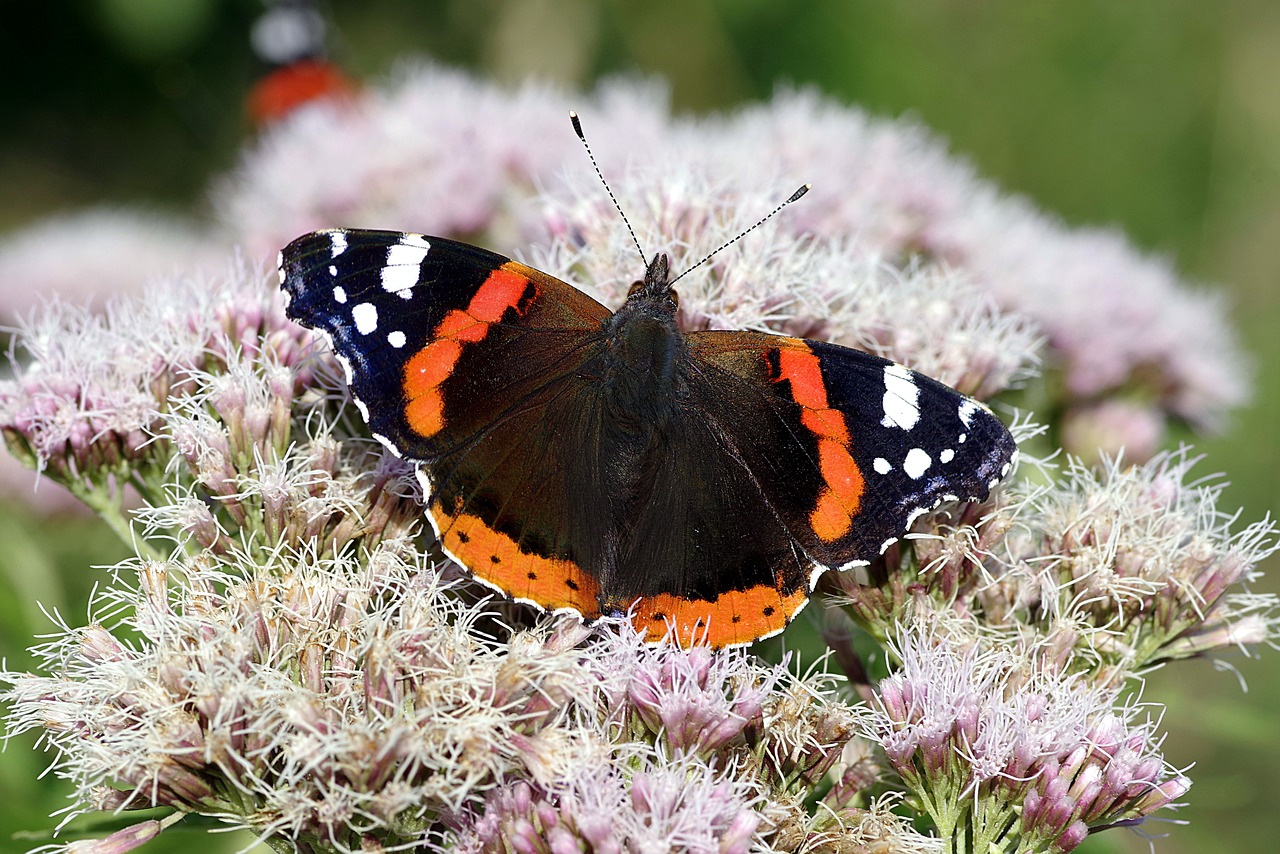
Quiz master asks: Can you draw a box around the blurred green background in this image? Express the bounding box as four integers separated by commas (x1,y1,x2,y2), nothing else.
1,1,1276,852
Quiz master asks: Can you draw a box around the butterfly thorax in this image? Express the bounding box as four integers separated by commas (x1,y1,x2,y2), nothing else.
597,254,686,432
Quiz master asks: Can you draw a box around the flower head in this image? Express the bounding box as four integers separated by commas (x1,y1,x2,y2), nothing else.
863,616,1191,852
992,449,1279,669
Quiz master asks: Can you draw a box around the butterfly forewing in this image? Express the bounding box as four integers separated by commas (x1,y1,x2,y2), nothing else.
686,333,1017,570
279,229,611,460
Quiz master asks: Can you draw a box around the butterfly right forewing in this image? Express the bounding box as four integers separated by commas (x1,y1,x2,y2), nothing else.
684,332,1017,572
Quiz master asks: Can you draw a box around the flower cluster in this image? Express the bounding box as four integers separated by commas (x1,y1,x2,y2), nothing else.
863,618,1191,853
460,755,767,854
0,258,315,545
0,65,1274,854
1001,451,1277,666
2,540,871,852
831,442,1278,668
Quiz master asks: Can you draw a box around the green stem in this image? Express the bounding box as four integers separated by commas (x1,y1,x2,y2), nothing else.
64,475,165,562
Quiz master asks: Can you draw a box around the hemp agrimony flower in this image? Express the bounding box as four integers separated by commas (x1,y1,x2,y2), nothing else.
1,65,1274,854
863,618,1192,854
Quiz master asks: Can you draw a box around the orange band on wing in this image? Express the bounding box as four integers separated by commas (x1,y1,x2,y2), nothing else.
809,490,850,543
800,407,849,443
467,268,529,322
818,438,862,507
627,576,808,648
401,265,533,438
772,345,864,542
405,340,462,392
776,348,830,409
430,499,602,616
434,309,489,342
403,389,445,437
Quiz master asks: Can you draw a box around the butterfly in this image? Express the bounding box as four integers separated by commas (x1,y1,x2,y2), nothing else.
277,225,1017,647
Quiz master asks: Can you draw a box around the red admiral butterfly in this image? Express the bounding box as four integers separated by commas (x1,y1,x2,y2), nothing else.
246,0,355,125
278,220,1017,647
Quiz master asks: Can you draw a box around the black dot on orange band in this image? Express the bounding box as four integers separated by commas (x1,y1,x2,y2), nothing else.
527,571,537,580
490,555,501,564
731,615,742,623
762,606,775,616
456,531,470,543
565,579,579,590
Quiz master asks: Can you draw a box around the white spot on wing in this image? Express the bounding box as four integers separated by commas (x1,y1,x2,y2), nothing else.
939,448,955,464
333,286,347,304
387,330,407,348
352,302,378,335
881,364,920,430
958,399,980,428
330,231,348,257
276,252,286,283
873,457,892,475
903,448,931,479
328,265,337,276
382,235,430,296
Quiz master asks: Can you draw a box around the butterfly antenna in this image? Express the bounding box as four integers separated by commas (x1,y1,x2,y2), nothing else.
570,111,647,268
669,183,811,286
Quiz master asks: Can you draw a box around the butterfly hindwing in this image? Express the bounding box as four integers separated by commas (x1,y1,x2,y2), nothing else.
595,387,815,646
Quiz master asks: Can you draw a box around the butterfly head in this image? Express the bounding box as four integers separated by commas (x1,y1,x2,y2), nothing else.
626,253,679,314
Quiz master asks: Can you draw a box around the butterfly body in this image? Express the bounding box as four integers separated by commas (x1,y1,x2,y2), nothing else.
279,229,1017,647
596,254,685,432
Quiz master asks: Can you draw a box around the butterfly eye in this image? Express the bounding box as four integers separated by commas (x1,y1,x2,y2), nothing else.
627,279,646,297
